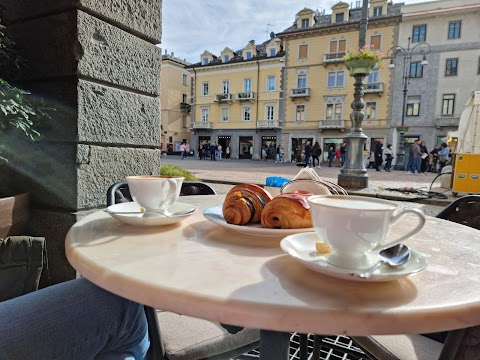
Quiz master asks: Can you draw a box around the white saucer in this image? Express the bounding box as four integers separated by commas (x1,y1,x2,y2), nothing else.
106,202,196,227
203,205,314,238
280,232,427,282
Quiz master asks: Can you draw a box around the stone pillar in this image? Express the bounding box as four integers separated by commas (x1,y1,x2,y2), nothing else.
3,1,162,284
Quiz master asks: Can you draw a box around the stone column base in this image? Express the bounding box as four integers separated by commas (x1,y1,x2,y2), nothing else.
338,173,369,190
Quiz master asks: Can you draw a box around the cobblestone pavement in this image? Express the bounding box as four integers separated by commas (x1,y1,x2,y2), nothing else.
163,156,456,216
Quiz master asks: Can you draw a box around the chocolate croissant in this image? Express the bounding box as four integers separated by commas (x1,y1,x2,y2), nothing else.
223,184,272,225
261,191,313,229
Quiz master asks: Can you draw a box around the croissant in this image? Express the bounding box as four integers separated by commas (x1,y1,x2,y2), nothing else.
223,184,272,225
261,191,313,229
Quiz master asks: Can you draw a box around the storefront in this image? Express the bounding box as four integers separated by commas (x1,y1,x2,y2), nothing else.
239,136,253,159
291,137,313,163
218,135,231,159
323,138,344,162
261,135,277,160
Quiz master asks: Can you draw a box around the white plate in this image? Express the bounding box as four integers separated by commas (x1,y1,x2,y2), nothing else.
280,232,427,282
106,202,196,227
203,205,314,238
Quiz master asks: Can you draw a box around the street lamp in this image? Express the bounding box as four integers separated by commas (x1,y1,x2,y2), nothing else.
387,36,431,170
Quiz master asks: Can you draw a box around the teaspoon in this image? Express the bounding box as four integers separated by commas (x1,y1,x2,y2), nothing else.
353,244,411,279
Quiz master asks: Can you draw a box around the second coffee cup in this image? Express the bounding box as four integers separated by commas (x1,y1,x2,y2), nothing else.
126,176,184,212
307,195,426,269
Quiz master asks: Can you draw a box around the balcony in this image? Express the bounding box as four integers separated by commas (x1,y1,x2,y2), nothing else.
290,88,310,100
363,82,384,95
435,116,460,128
191,121,212,130
236,92,255,102
214,93,232,103
180,102,191,112
318,119,346,131
323,52,346,65
257,120,281,129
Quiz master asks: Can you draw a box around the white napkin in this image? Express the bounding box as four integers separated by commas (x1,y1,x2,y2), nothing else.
293,168,322,182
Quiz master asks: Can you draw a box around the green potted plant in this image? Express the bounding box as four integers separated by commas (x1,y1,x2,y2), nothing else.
0,18,54,237
343,45,384,76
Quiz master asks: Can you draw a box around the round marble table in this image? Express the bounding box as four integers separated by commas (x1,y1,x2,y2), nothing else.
65,195,480,336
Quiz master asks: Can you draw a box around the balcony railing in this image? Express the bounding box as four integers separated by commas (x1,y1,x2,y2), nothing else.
323,52,346,64
180,102,191,112
290,88,310,99
257,120,280,129
214,93,232,103
318,119,346,130
436,116,460,128
236,92,255,102
363,82,384,95
191,121,212,129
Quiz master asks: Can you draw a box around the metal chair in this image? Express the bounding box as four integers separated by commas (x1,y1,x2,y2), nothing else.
351,195,480,360
106,181,260,360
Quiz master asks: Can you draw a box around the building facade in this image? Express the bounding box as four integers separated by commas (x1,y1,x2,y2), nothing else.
160,52,192,154
277,0,401,162
391,0,480,154
187,38,285,160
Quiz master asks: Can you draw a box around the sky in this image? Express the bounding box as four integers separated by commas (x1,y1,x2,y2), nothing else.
160,0,438,64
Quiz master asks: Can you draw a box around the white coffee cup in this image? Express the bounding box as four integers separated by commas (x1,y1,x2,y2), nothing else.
126,176,184,212
307,195,426,269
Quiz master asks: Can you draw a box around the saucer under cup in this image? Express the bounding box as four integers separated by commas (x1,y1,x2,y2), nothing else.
307,195,426,269
126,176,184,212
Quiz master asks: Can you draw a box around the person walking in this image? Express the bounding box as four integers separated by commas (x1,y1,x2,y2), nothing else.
367,150,375,169
179,142,186,159
262,147,267,160
406,141,416,174
420,140,429,174
334,147,341,167
328,146,335,167
276,145,280,163
383,144,394,172
411,140,423,175
430,144,439,172
304,140,312,167
217,143,222,160
225,146,230,159
210,142,217,161
311,142,322,168
374,139,384,171
340,142,347,167
279,146,285,162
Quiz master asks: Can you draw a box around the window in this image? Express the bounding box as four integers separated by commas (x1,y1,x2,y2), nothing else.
366,69,380,90
201,108,209,122
365,102,376,119
202,57,209,65
242,106,251,122
326,103,343,120
448,21,461,39
412,25,427,42
267,76,276,91
370,35,381,50
222,80,230,94
297,74,307,89
182,94,187,103
244,78,252,92
269,48,276,57
410,62,423,78
221,107,229,122
245,51,252,60
335,13,344,23
223,55,230,63
445,58,458,76
329,39,346,56
301,19,309,28
266,105,275,121
406,96,420,116
299,44,308,59
295,104,305,122
327,70,345,88
182,74,187,85
442,94,455,115
202,82,209,96
373,6,382,16
182,115,187,128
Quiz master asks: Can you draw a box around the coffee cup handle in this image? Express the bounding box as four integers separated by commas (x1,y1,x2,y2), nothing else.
373,209,426,251
161,179,178,210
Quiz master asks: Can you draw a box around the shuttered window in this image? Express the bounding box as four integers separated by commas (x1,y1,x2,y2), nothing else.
299,44,308,59
370,35,382,50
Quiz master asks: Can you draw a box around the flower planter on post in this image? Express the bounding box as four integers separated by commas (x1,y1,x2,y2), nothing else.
344,59,377,76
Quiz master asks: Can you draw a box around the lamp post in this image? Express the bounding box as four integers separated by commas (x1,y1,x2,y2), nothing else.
387,36,431,170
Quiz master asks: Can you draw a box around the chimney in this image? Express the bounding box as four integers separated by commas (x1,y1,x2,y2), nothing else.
164,49,167,55
171,52,174,57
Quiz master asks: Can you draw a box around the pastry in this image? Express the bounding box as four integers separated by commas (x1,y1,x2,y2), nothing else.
261,191,313,229
223,184,272,225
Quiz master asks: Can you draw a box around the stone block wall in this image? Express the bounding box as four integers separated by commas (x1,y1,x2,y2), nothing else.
2,0,162,284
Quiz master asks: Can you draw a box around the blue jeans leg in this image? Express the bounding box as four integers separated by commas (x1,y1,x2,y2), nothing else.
0,278,150,360
414,157,422,173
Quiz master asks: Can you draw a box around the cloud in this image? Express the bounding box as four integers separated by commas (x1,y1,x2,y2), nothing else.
160,0,436,64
